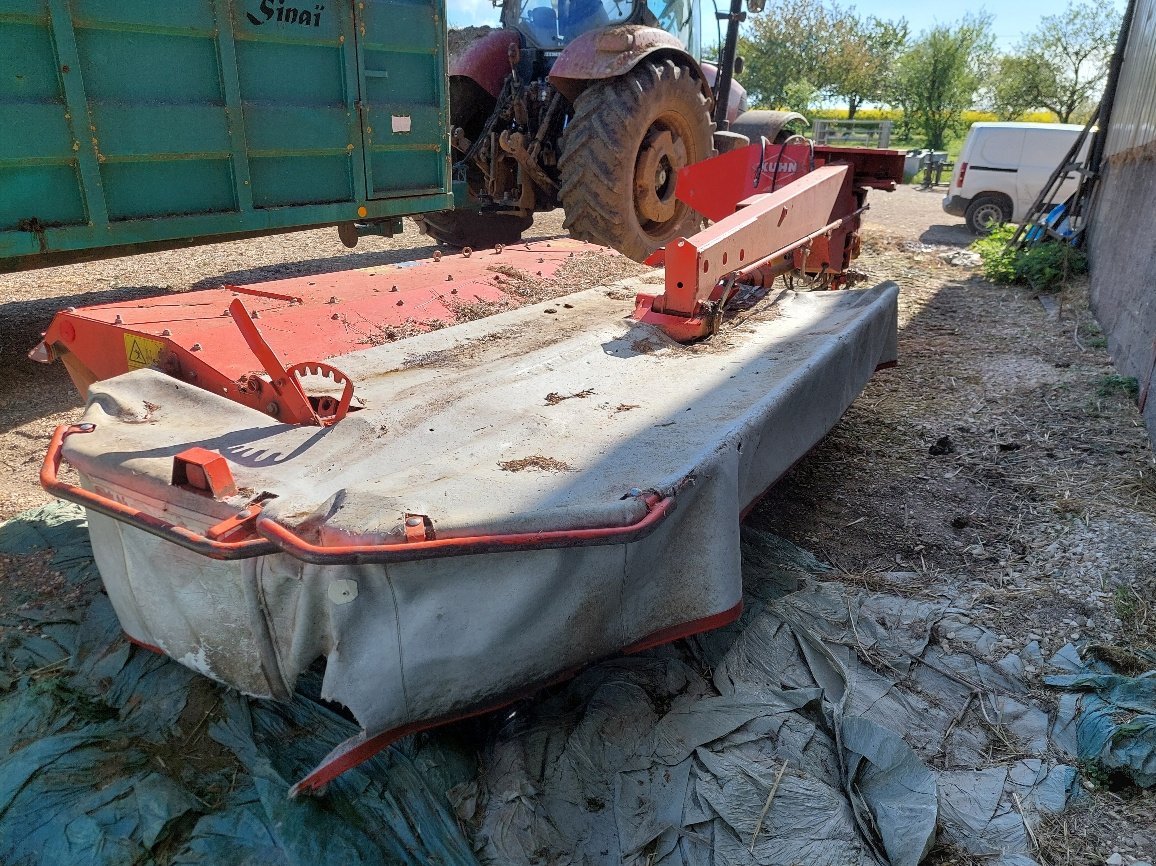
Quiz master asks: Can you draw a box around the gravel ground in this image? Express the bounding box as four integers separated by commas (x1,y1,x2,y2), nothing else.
861,183,975,247
2,191,1153,862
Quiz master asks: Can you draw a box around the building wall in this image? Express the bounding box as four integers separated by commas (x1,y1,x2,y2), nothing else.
1087,0,1156,438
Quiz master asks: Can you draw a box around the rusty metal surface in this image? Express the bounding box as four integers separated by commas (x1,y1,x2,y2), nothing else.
548,25,707,103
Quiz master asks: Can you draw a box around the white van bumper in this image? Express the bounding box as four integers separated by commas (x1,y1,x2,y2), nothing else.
942,194,969,217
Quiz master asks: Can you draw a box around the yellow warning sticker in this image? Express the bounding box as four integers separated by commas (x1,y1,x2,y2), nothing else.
124,333,165,370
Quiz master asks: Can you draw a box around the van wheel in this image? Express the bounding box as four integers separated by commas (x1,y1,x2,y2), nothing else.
965,195,1012,235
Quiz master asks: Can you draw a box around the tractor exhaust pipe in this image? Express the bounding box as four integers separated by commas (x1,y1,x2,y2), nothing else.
713,0,762,129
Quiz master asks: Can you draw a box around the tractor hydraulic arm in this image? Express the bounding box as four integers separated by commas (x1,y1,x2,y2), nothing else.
635,162,855,341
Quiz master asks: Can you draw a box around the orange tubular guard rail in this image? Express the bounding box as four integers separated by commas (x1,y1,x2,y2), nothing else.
41,424,278,561
42,424,677,565
255,494,676,565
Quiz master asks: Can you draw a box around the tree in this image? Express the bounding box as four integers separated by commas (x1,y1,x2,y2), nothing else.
988,55,1047,120
826,15,908,119
893,15,994,150
737,0,907,115
989,1,1120,122
783,79,820,113
737,0,832,110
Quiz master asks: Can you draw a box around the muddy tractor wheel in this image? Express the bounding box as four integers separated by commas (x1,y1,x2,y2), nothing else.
416,210,533,249
730,109,808,146
559,59,715,262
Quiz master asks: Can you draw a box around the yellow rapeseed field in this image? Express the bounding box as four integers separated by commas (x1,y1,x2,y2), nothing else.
808,107,1061,124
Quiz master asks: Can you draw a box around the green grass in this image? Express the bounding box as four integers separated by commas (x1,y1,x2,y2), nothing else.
1018,242,1088,291
1097,374,1139,401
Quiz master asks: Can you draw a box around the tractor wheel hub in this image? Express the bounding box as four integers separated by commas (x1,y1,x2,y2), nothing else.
634,128,686,225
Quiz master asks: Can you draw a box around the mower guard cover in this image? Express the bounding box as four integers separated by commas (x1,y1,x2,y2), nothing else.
56,280,898,793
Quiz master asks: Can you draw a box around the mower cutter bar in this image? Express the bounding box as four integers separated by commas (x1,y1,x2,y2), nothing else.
34,238,609,421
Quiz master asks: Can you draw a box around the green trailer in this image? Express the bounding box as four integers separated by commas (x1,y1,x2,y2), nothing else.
0,0,452,272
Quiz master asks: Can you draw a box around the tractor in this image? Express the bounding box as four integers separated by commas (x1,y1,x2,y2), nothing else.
418,0,804,261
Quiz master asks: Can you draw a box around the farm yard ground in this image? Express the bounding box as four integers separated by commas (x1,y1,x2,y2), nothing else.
1,185,1153,863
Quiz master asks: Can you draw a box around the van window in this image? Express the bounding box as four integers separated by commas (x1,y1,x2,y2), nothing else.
978,129,1025,167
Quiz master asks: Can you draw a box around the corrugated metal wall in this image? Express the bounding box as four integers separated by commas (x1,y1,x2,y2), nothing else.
1087,0,1156,444
1104,0,1156,156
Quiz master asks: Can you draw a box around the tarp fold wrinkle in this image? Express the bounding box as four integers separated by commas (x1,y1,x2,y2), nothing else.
1,505,1103,863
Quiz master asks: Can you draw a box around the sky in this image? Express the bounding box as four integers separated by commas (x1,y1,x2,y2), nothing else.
447,0,1127,52
850,0,1126,49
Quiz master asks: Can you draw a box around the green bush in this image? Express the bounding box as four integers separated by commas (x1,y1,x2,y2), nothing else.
971,225,1019,283
1016,242,1088,291
971,226,1088,292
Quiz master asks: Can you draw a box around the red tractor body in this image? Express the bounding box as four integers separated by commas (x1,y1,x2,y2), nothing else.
420,0,783,260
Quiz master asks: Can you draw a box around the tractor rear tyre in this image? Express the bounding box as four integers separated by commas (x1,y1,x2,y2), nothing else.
416,210,533,249
559,59,715,262
730,109,808,145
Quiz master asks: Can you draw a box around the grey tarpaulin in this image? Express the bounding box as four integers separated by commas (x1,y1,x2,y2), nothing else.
2,504,1079,864
449,530,1078,866
0,503,480,866
1047,644,1156,788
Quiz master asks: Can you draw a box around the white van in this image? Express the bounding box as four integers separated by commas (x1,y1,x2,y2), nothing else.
942,122,1088,234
